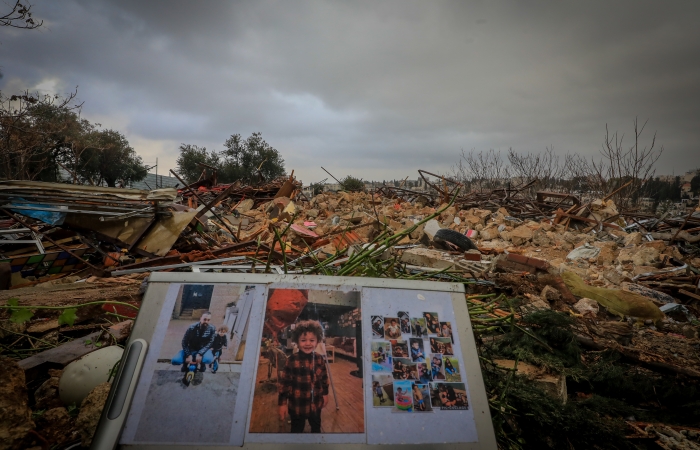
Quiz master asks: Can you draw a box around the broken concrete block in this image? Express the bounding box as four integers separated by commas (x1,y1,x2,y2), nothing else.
400,248,454,269
34,375,63,410
76,382,111,448
573,298,599,317
35,407,73,447
532,228,552,247
510,225,533,246
409,222,426,240
541,285,561,302
0,356,35,450
236,198,255,213
623,232,643,246
480,224,500,241
593,241,618,265
617,245,660,266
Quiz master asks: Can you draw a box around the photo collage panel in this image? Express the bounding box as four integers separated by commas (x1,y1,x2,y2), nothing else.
369,309,468,412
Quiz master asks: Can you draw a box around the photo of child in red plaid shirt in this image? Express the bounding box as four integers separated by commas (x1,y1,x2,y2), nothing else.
278,320,330,433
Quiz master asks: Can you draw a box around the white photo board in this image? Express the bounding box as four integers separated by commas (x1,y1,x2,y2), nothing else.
93,273,496,450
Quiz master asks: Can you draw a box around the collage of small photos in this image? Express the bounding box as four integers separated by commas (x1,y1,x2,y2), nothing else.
370,311,468,413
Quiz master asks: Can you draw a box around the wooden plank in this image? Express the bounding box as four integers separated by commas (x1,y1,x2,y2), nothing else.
555,210,623,230
679,289,700,302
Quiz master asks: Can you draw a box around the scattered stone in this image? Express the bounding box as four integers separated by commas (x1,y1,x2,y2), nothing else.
400,247,454,269
76,382,112,448
34,375,63,410
510,225,534,246
541,285,561,302
573,298,599,317
0,357,35,450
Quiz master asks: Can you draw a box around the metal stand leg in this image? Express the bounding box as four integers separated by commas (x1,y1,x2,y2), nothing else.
321,343,339,410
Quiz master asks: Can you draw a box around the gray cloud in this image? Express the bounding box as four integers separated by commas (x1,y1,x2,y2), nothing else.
1,0,699,183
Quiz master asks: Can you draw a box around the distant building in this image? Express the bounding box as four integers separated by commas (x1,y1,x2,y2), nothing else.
323,183,342,192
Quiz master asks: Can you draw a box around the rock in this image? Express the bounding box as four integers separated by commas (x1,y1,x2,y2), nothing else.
0,357,35,450
603,270,625,286
505,216,523,227
235,198,254,213
76,382,111,448
400,248,454,269
593,241,618,265
541,285,561,302
573,298,599,317
617,246,660,266
498,229,512,242
460,215,482,228
409,222,426,240
34,376,63,410
479,224,500,241
532,228,552,247
0,321,27,340
623,232,643,246
35,407,74,447
522,298,551,314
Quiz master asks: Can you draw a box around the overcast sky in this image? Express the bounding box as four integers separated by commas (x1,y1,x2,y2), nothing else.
2,1,699,184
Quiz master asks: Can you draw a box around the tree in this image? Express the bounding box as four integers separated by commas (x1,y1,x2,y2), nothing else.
691,174,700,196
0,90,83,181
176,132,286,184
75,130,147,187
341,175,365,192
176,144,221,184
220,132,285,183
1,1,42,30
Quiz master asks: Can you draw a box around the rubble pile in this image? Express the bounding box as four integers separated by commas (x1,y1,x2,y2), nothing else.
1,171,700,449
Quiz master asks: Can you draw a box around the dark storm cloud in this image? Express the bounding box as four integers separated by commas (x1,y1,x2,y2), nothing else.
1,0,698,182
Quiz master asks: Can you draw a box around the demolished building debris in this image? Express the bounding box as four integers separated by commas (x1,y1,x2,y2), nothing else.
1,171,700,449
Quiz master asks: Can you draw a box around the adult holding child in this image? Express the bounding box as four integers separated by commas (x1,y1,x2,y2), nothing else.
172,311,216,376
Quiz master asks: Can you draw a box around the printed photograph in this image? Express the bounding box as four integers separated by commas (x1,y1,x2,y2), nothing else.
429,337,454,355
133,284,256,443
423,312,440,335
412,383,432,412
416,362,432,384
371,315,384,338
444,356,461,382
409,338,426,362
384,317,402,339
392,358,417,380
390,339,408,358
438,321,453,341
430,354,446,381
410,317,427,337
371,341,393,373
249,289,364,434
393,380,414,412
398,311,411,334
429,383,469,410
372,374,395,407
